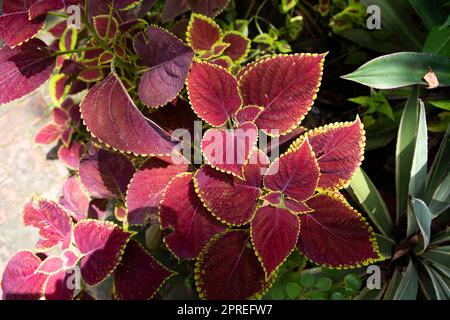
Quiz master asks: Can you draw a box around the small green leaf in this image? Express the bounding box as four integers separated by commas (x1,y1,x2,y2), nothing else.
280,0,298,13
253,33,274,46
306,290,326,300
275,40,292,53
428,100,450,111
331,292,345,300
315,277,333,291
429,173,450,216
286,282,301,299
426,126,450,203
344,274,362,291
271,285,286,300
300,272,315,288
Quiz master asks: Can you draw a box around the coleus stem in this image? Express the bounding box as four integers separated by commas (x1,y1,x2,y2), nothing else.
53,47,102,56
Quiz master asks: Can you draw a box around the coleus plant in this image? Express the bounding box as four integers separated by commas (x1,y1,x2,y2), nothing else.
0,1,383,300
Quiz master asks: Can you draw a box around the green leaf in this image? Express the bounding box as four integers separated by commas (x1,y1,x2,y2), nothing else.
421,247,450,271
253,33,274,46
280,0,298,13
428,100,450,111
337,29,405,53
331,292,345,300
421,262,450,299
409,101,428,199
396,86,420,223
426,125,450,202
354,286,385,300
275,40,292,53
383,269,402,300
306,290,326,300
409,198,432,252
286,282,301,299
315,277,333,291
375,234,396,259
300,272,315,288
361,0,424,51
431,227,450,246
342,52,450,89
423,27,450,57
418,271,438,300
429,173,450,216
392,259,419,300
408,0,447,31
270,285,286,300
440,14,450,30
344,274,362,291
347,168,394,236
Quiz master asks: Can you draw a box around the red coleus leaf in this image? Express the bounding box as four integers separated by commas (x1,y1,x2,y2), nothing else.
251,205,300,278
35,123,61,144
187,0,230,17
134,26,194,108
48,20,66,37
59,176,90,221
262,192,313,213
222,31,250,62
234,105,263,125
79,149,135,199
74,220,132,286
43,269,75,300
195,230,269,300
114,241,174,300
0,0,46,48
58,141,85,170
80,73,177,156
187,14,221,52
159,173,226,260
62,248,81,269
21,198,72,251
0,38,55,105
93,15,119,40
161,0,190,22
49,73,69,105
239,54,326,135
52,107,69,126
187,62,242,127
1,251,48,300
194,149,269,226
298,192,382,268
29,0,79,20
292,118,365,190
126,157,189,226
208,56,232,69
201,122,258,178
36,256,64,274
263,139,319,202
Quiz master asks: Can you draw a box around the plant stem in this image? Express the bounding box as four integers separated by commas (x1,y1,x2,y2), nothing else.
53,47,101,56
47,11,69,18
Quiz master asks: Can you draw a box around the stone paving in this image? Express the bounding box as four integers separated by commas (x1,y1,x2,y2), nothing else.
0,91,68,297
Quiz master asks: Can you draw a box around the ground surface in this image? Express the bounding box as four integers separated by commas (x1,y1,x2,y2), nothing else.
0,91,68,296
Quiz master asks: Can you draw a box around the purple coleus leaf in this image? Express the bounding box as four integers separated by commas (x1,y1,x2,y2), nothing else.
0,0,46,48
134,26,194,108
126,157,190,226
1,251,48,300
234,105,263,125
59,175,90,221
78,149,135,199
93,15,119,40
74,220,132,286
43,269,75,300
298,192,382,268
187,61,242,127
159,173,226,260
239,54,326,135
187,14,222,52
187,0,230,17
222,31,250,62
201,122,258,178
0,38,56,105
194,149,269,226
262,192,313,214
114,241,174,300
195,230,269,300
291,117,365,191
251,205,300,278
58,141,85,170
80,73,178,156
263,139,319,202
28,0,80,20
21,198,73,251
36,256,64,274
161,0,189,22
34,124,61,144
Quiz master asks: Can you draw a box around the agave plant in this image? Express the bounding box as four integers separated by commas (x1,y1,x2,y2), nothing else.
347,87,450,300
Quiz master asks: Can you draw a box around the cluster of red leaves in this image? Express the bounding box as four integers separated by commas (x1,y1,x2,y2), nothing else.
0,1,382,300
